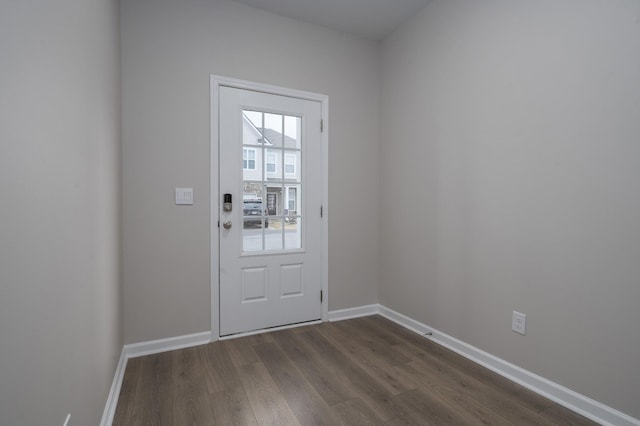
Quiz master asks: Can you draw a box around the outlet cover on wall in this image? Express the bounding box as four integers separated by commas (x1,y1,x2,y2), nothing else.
512,311,527,335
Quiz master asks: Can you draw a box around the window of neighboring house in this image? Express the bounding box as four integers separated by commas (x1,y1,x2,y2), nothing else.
288,187,296,211
243,149,256,170
266,152,277,173
285,154,296,174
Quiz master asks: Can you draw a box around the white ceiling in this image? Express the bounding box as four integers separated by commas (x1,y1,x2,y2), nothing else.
231,0,432,41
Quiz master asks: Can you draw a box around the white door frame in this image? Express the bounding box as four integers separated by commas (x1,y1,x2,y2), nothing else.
210,75,329,341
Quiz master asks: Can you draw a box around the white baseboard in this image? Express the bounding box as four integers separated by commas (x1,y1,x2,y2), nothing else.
377,304,640,426
124,331,212,359
100,348,127,426
328,304,379,322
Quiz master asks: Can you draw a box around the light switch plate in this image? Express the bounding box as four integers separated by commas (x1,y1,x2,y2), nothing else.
175,187,193,205
512,311,527,335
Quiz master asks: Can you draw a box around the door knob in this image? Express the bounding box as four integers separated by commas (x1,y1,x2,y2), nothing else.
223,220,232,229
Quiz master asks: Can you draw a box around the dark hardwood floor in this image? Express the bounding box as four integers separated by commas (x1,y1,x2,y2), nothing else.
113,315,597,425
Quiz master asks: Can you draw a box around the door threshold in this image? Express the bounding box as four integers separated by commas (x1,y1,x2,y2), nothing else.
218,319,322,340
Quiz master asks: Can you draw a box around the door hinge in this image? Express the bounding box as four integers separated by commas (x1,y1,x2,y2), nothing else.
217,220,220,228
320,205,323,218
320,290,323,303
320,119,324,132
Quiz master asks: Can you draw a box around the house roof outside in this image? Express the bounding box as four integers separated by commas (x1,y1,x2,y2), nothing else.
260,128,298,149
243,113,298,149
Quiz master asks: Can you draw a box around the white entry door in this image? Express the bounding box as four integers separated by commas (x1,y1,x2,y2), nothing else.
218,85,324,336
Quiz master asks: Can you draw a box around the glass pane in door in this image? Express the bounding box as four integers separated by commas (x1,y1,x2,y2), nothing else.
241,109,303,253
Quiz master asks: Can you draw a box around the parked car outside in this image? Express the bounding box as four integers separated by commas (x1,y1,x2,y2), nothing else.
243,199,269,228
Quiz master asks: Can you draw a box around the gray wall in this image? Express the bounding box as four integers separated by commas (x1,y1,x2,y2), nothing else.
380,0,640,419
0,0,122,425
121,0,380,343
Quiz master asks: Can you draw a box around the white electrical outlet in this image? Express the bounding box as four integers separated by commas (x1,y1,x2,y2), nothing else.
512,311,527,335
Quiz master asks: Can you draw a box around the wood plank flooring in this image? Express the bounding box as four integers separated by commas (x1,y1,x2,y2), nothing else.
113,316,597,425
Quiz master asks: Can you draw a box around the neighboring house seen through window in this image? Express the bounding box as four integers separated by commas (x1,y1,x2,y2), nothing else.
266,152,277,173
288,187,296,211
243,148,256,170
285,154,296,174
